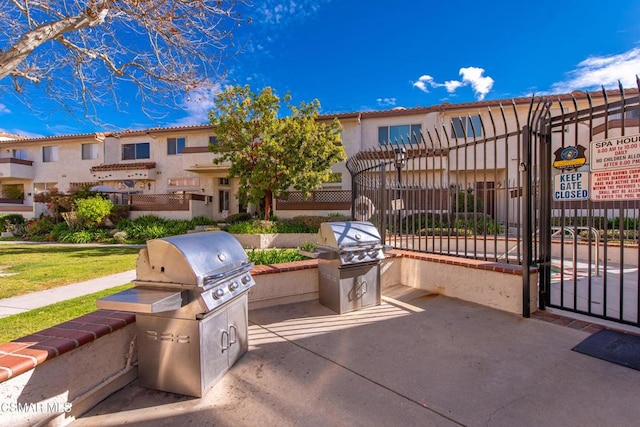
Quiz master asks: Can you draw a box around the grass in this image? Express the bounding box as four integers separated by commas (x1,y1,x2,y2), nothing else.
0,245,140,298
0,283,133,343
0,244,309,343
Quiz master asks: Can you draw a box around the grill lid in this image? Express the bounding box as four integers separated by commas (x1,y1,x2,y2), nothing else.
318,221,382,249
137,230,251,288
315,221,386,265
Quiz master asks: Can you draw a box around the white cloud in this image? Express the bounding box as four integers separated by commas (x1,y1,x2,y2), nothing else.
0,127,43,139
444,80,463,93
459,67,494,100
412,67,494,100
376,97,397,107
256,0,329,26
172,82,222,126
413,75,435,92
0,103,9,114
549,47,640,94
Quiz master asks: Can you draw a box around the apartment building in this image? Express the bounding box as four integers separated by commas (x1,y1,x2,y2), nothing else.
1,91,637,222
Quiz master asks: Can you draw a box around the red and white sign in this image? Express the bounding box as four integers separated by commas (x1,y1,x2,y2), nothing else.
590,168,640,201
590,134,640,171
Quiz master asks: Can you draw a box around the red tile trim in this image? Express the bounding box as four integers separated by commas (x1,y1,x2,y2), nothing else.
0,310,135,383
390,249,536,276
251,259,318,276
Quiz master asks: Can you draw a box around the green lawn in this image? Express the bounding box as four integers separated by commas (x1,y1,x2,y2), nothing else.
0,284,133,343
0,245,140,298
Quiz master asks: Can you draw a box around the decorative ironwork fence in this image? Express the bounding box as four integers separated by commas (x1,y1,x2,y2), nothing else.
346,100,528,263
347,81,640,326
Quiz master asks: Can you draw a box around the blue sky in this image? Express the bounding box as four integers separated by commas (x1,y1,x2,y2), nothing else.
1,0,640,137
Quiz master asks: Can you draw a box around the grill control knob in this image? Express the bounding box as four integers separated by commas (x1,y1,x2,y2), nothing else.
241,275,251,285
213,288,225,300
358,252,366,260
228,281,239,291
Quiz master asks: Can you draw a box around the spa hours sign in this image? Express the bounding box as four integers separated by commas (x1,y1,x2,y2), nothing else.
589,134,640,201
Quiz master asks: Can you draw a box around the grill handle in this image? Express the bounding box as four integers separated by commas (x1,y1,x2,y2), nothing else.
221,326,238,353
229,325,238,346
221,330,229,352
203,261,254,288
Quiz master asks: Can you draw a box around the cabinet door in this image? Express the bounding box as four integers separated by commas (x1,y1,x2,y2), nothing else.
341,263,380,311
225,293,249,366
200,308,231,392
357,264,380,309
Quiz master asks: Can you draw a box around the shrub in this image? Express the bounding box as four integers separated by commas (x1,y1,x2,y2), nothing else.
224,220,277,234
225,212,253,224
246,248,306,265
108,205,130,225
191,216,216,226
75,196,114,228
24,216,56,241
0,214,25,232
115,215,200,243
291,215,349,232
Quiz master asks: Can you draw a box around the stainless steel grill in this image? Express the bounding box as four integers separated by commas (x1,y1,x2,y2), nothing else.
97,231,255,397
313,221,388,314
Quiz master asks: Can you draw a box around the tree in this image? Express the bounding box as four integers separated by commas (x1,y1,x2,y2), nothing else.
209,85,346,220
0,0,249,120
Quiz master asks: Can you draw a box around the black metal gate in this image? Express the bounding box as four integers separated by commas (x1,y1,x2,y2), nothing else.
533,83,640,327
347,81,640,327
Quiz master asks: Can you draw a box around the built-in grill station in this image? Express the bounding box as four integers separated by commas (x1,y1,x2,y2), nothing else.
310,221,388,314
97,231,255,397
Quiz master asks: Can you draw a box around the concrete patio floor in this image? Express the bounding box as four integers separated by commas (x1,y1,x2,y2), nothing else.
73,286,640,427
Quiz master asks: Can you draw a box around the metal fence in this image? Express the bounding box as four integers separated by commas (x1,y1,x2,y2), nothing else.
347,82,640,326
534,83,640,327
346,100,528,263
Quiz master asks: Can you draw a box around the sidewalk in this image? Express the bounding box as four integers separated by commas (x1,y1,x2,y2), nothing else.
0,270,136,318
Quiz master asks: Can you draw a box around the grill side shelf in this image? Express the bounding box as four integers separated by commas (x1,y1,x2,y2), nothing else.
97,288,187,313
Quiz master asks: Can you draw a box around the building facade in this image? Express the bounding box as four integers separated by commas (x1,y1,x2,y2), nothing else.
1,91,638,222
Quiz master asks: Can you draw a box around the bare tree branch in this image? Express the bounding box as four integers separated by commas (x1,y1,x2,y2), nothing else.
0,0,250,123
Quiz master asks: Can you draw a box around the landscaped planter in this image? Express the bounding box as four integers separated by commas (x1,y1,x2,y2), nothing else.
232,233,317,249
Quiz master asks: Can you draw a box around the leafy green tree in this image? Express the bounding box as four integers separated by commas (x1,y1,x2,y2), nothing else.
75,196,114,229
209,85,346,220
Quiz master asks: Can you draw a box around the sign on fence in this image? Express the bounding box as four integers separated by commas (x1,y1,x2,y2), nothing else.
590,168,640,201
587,133,640,201
590,134,640,171
553,171,589,201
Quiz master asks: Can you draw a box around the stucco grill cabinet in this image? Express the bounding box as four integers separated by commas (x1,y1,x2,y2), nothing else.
310,221,388,314
97,231,255,397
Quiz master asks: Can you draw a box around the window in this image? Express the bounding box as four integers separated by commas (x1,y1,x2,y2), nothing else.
168,178,199,187
209,136,218,145
12,149,27,160
219,177,230,186
450,115,483,138
82,143,98,160
42,146,58,162
34,182,58,194
610,110,640,120
122,142,150,160
378,124,421,145
167,137,186,155
219,190,230,213
1,184,24,199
